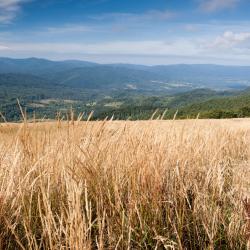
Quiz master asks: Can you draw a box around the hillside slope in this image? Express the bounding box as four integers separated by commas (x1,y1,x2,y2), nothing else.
2,58,250,92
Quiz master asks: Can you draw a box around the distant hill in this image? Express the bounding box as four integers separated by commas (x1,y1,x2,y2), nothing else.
96,88,250,120
2,57,250,121
1,58,250,92
149,64,250,90
94,88,236,120
49,65,180,92
0,73,53,102
0,72,100,104
175,89,250,118
0,57,97,76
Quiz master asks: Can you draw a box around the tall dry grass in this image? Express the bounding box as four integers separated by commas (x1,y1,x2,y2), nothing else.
0,118,249,249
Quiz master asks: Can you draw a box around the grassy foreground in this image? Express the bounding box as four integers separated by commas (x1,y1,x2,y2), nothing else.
0,119,250,249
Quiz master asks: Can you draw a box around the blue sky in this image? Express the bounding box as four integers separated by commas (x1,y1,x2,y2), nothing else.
1,0,250,65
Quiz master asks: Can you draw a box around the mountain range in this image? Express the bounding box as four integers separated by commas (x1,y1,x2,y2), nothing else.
2,57,250,91
1,57,250,121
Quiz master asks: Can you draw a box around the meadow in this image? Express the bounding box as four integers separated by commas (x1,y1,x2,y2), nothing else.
0,118,249,249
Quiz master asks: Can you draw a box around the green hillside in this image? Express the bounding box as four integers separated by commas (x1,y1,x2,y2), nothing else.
94,90,250,120
176,91,250,119
2,58,250,121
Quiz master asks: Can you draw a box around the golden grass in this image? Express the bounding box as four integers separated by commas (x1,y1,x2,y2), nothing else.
0,118,250,249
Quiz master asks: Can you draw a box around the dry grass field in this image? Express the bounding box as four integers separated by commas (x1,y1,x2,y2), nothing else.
0,118,250,249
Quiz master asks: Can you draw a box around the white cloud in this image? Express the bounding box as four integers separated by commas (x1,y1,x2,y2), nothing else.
2,37,250,65
199,0,239,12
91,9,177,22
47,25,93,34
2,25,250,65
0,0,31,24
0,44,8,50
184,24,200,32
207,31,250,49
1,40,198,56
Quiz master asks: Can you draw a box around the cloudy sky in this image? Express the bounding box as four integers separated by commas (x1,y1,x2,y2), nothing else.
0,0,250,65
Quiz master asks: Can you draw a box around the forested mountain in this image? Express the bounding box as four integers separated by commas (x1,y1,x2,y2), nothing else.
1,57,250,121
0,58,97,76
2,58,250,91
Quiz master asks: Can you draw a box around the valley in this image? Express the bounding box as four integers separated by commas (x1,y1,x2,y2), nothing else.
1,58,250,122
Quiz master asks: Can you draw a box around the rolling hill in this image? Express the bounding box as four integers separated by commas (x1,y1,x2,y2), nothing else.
2,58,250,92
1,57,250,121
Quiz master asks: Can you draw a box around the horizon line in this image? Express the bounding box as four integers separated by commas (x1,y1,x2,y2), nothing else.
1,56,250,68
